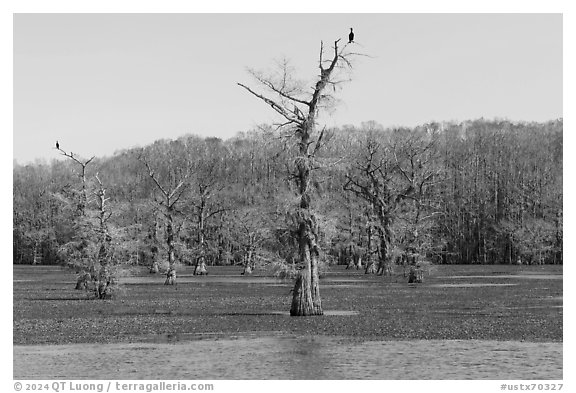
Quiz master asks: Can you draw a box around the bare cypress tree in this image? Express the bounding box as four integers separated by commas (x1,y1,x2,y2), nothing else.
138,147,192,285
55,145,119,296
189,153,228,276
238,39,358,316
92,173,113,298
344,127,443,278
55,145,97,287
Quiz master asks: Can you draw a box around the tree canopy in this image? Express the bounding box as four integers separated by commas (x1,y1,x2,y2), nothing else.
13,118,563,270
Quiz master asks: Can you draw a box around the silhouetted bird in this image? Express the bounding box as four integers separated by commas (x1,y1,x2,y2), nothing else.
348,28,354,43
56,141,59,149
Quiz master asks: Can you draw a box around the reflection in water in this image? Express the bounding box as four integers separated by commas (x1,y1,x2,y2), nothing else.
14,336,562,380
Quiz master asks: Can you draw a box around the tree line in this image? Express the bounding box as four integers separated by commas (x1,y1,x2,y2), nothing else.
13,118,563,276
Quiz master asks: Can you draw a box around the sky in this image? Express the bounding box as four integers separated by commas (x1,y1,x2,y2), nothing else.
13,13,562,164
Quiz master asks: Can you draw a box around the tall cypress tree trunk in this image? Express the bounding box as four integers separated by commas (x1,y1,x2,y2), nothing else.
290,211,323,316
242,244,255,275
32,240,40,265
96,240,111,298
149,217,160,273
376,227,392,276
194,200,208,275
93,175,113,299
290,129,323,316
164,206,177,285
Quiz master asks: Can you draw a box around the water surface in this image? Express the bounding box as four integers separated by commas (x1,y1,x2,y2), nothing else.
14,336,562,380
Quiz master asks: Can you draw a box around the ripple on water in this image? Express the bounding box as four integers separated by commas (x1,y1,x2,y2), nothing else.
14,337,562,380
432,283,518,288
436,275,562,280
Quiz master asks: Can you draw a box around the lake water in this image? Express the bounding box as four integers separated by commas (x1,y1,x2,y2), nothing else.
437,275,562,280
14,335,562,380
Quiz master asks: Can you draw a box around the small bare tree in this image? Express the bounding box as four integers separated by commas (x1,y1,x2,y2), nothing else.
344,134,397,276
344,126,443,279
188,154,228,276
137,148,192,285
391,126,444,271
55,145,97,287
55,144,120,297
239,38,360,316
232,206,273,275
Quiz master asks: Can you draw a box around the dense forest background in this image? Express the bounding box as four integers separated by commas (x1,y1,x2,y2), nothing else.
13,118,563,271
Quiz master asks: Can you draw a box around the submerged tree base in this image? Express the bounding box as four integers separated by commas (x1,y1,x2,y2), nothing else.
408,266,424,283
365,262,377,274
377,262,393,276
149,262,159,274
75,271,92,290
194,262,208,276
290,270,323,316
164,268,177,285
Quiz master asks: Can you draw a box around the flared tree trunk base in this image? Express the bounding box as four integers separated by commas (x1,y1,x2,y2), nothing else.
408,266,424,283
164,268,177,285
290,270,323,316
194,261,208,275
95,266,113,299
95,281,112,299
365,262,377,274
377,262,393,276
75,271,91,290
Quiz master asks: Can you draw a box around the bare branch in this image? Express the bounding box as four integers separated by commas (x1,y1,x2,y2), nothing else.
168,177,190,202
393,149,414,185
419,212,445,221
206,207,230,221
139,155,169,197
326,39,342,74
319,41,324,70
237,83,300,124
248,69,310,107
57,146,95,168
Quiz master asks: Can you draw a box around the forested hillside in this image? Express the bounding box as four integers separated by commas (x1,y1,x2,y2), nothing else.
13,118,563,272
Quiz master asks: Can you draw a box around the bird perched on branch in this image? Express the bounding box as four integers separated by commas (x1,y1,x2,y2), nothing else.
56,141,59,149
348,28,355,43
